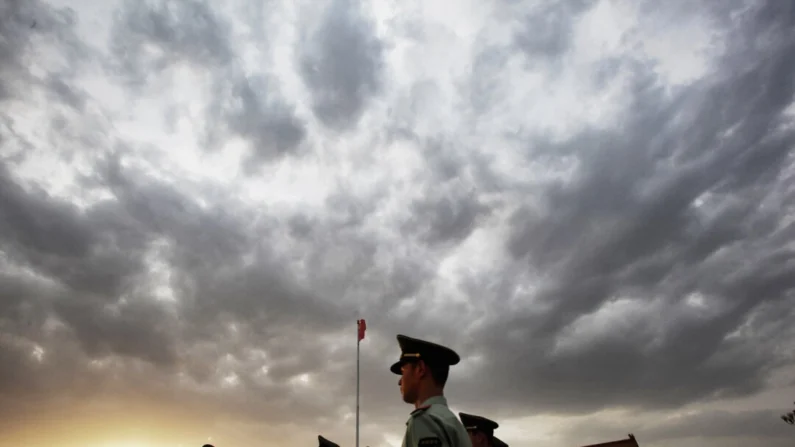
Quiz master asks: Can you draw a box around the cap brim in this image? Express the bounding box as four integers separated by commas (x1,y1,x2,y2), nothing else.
390,361,402,375
397,334,461,366
459,412,499,431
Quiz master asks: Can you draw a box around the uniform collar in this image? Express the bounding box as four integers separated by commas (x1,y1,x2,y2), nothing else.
408,395,449,420
418,395,448,408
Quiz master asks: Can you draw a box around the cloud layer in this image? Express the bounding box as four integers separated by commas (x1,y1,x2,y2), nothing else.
1,0,794,446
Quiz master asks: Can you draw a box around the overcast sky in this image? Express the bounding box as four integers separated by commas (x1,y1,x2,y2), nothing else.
1,0,795,446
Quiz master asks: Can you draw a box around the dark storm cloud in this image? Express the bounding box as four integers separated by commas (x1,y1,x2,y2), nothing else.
0,271,61,396
205,73,307,166
512,0,595,64
110,0,233,86
396,138,495,245
0,148,376,425
642,409,794,442
0,264,147,411
2,0,795,446
455,1,795,415
552,407,795,447
0,0,73,98
0,0,94,160
0,163,143,298
111,0,307,165
97,155,361,336
84,156,423,426
55,295,179,366
0,159,174,369
299,0,383,130
404,182,490,245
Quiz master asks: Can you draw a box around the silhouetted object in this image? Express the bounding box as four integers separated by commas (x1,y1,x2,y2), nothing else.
459,412,499,447
356,319,366,447
390,334,469,447
319,435,340,447
580,434,639,447
459,412,499,436
389,335,460,375
492,437,508,447
202,444,214,447
782,401,795,425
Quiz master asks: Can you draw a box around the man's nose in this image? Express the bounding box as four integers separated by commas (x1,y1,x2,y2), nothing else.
398,378,402,386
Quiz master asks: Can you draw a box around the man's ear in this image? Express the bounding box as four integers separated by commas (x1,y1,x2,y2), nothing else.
416,360,429,378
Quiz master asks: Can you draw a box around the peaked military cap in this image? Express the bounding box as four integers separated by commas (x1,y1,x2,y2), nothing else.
389,334,461,375
318,435,340,447
459,412,499,435
492,437,508,447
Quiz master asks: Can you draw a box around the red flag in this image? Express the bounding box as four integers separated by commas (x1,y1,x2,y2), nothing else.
358,319,366,342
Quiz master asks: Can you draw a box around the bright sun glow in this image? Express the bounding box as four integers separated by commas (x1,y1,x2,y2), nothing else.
94,443,143,447
91,442,155,447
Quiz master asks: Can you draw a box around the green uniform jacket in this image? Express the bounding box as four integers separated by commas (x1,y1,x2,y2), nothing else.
402,396,472,447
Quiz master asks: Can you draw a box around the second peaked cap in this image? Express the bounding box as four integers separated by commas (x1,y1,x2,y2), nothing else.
459,412,499,435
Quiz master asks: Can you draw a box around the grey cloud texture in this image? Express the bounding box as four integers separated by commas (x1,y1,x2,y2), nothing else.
299,0,383,130
513,0,595,62
111,0,234,84
1,1,794,447
466,1,795,412
552,407,794,447
111,0,307,166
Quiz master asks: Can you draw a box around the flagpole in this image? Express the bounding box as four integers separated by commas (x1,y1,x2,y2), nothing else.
356,320,361,447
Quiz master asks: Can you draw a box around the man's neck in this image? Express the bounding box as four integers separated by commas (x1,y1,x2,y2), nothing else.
414,388,444,409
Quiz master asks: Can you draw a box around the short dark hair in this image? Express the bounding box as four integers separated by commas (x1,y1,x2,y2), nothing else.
405,359,450,386
426,361,449,386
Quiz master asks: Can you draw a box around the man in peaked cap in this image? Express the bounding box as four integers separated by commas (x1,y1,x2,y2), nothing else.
458,413,499,447
390,334,472,447
318,435,340,447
